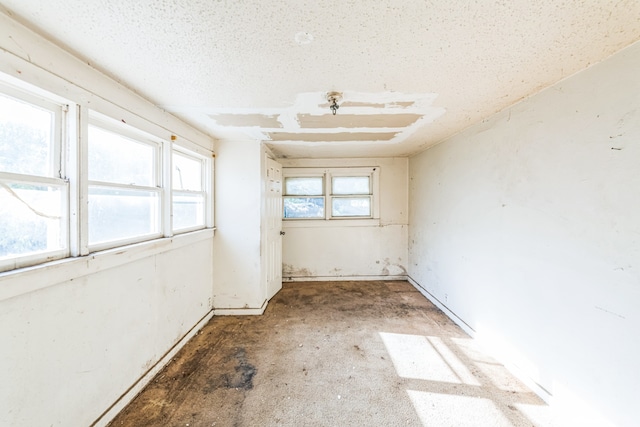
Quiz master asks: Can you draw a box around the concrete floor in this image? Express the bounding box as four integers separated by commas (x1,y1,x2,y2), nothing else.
109,281,553,426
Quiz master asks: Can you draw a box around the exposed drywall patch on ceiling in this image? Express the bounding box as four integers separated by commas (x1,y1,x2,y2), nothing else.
297,114,421,129
269,132,398,142
166,91,445,146
389,101,416,108
338,101,416,108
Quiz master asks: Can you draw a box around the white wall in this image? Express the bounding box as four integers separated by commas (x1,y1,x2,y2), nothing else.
0,234,214,427
408,41,640,426
0,10,216,427
281,157,408,280
213,140,268,312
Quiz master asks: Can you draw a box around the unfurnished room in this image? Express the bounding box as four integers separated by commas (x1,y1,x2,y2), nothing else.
0,1,639,426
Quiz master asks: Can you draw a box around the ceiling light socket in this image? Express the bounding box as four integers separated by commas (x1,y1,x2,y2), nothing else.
326,91,343,104
327,91,343,115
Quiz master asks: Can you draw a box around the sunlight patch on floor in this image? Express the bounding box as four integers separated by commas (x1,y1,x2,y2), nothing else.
407,390,512,427
513,403,555,427
379,332,479,385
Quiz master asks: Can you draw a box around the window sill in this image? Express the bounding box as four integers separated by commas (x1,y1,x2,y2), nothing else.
283,218,381,228
0,227,215,302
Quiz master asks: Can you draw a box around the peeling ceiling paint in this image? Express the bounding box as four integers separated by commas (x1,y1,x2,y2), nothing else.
296,114,421,129
269,132,398,142
1,0,639,158
168,91,445,149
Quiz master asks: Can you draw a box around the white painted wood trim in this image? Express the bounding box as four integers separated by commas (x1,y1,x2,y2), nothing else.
407,276,475,335
68,104,81,256
90,310,215,427
0,228,215,302
282,219,381,228
162,136,173,238
213,299,268,316
205,155,215,228
0,171,66,186
284,275,408,282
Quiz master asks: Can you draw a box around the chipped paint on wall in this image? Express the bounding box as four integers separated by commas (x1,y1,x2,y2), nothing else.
380,257,408,276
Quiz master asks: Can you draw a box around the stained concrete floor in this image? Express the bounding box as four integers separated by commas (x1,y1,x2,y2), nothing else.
109,281,553,427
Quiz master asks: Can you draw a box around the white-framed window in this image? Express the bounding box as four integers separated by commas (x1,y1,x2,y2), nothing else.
0,70,215,273
283,167,379,220
172,147,207,233
283,174,325,219
0,83,69,272
87,118,163,250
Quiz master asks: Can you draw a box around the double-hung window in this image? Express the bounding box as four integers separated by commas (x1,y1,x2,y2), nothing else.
0,70,215,273
172,148,207,232
0,84,68,271
87,120,162,249
283,167,379,220
283,175,325,219
330,174,372,217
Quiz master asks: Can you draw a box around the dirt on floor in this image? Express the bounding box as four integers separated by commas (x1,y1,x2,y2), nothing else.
108,281,551,427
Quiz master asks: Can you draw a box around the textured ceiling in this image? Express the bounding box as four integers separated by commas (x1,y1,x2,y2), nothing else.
1,0,639,158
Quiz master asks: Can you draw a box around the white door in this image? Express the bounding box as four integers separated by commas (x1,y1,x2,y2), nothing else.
265,157,283,300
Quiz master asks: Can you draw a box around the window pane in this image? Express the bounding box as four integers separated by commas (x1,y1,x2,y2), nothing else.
88,187,160,245
332,197,371,217
0,94,54,177
173,193,205,230
173,152,202,191
284,197,324,218
285,177,323,195
88,126,155,186
0,182,65,258
332,176,370,195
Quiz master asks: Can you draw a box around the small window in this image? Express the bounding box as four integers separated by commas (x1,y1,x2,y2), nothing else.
284,197,325,219
0,182,67,259
285,177,323,195
284,176,325,219
331,176,371,217
172,149,206,232
88,126,156,186
88,123,161,247
332,196,371,217
283,168,378,220
332,176,370,195
0,87,67,271
0,93,56,177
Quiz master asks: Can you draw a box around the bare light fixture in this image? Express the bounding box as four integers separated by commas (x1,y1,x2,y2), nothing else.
327,91,343,115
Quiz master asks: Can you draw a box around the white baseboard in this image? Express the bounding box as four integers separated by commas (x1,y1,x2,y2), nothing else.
407,276,553,404
407,276,475,336
213,299,267,315
284,275,408,282
91,309,214,427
